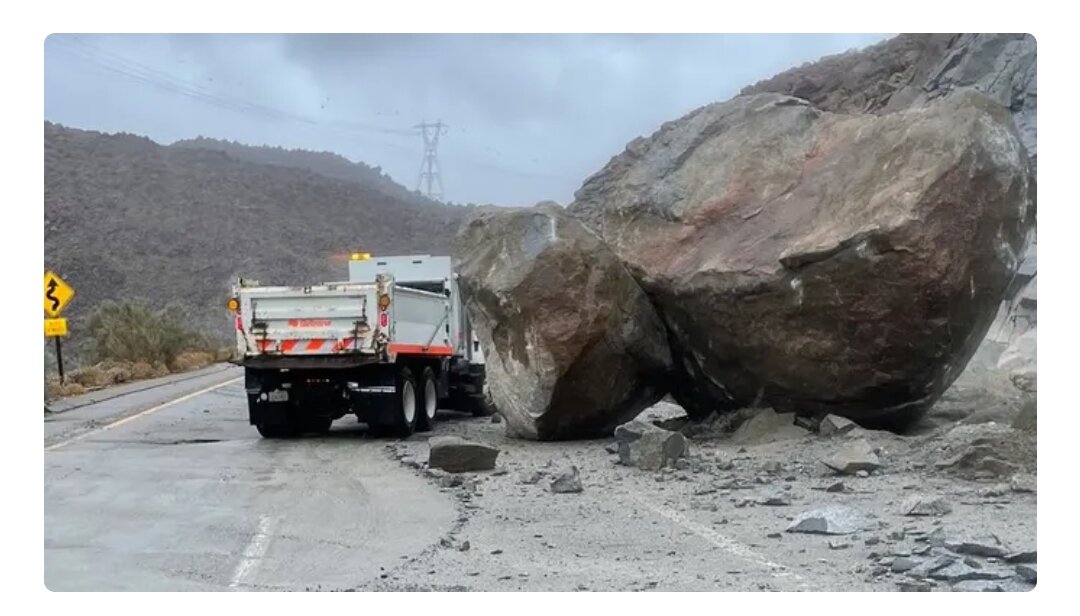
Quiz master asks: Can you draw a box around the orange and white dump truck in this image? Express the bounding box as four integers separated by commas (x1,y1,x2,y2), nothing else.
229,254,491,438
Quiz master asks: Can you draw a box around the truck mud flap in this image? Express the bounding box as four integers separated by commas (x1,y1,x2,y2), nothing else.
247,395,289,426
346,366,400,427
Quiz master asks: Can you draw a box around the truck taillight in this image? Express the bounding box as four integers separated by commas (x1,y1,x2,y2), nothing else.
227,297,240,312
235,316,244,332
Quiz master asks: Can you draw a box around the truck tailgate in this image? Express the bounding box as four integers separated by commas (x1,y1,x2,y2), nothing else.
238,284,376,356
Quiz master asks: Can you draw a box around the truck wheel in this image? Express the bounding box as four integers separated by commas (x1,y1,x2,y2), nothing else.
305,416,333,435
416,367,439,432
469,383,497,417
390,366,419,437
256,422,296,439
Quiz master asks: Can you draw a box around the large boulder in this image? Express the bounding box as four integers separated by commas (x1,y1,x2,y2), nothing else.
569,90,1034,428
453,203,672,440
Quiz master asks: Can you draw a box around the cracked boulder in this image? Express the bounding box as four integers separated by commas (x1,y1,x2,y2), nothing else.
454,203,672,440
569,90,1034,429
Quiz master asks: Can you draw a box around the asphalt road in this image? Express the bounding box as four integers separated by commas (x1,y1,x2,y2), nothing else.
43,365,1037,592
44,369,458,591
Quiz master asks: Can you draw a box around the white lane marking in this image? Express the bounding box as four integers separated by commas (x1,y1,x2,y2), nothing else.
229,514,279,589
44,377,242,452
630,494,810,588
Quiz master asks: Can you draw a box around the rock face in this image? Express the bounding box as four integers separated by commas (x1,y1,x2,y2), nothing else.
569,90,1033,428
427,436,500,473
454,203,672,440
613,420,688,471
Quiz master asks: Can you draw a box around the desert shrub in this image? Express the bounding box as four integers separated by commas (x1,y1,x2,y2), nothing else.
170,351,215,372
86,301,218,365
103,365,133,384
130,362,155,380
72,365,109,388
45,379,87,399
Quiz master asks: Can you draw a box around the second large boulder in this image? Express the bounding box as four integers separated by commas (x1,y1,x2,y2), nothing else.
454,203,672,440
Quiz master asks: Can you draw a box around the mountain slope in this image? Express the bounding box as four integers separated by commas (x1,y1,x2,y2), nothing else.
170,137,435,208
44,122,474,353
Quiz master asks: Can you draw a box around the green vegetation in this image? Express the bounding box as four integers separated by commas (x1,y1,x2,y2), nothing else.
45,301,232,402
86,300,221,365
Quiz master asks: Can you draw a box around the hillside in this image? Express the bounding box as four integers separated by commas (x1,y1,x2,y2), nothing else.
170,137,437,208
44,122,474,359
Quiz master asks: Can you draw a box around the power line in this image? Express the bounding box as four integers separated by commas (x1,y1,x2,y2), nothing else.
47,36,583,195
413,120,447,201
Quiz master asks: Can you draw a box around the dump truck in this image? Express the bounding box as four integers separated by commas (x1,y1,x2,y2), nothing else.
229,254,491,438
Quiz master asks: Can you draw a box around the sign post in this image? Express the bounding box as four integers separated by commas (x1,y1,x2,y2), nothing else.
44,272,75,384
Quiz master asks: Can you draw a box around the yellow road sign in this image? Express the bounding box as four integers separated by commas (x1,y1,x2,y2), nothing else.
44,271,75,317
44,317,68,337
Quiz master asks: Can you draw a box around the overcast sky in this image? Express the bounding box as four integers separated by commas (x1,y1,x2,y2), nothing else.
45,33,888,206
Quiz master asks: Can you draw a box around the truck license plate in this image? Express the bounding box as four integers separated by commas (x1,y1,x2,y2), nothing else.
268,390,289,402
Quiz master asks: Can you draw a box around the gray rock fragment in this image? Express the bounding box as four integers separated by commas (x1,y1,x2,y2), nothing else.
906,553,958,578
902,495,953,516
1009,474,1036,493
519,470,544,485
1015,563,1037,584
760,493,792,506
952,580,1006,592
930,561,1014,582
897,580,934,592
438,474,465,488
891,557,921,573
825,481,846,493
945,535,1009,558
614,420,689,471
1004,550,1037,564
428,436,500,473
823,439,882,475
549,466,584,494
819,414,858,436
786,506,866,535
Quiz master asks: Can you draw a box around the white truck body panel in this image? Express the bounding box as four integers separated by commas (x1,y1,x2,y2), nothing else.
346,254,482,364
349,254,451,287
234,276,453,361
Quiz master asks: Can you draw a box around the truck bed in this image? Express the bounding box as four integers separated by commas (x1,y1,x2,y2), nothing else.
234,276,454,367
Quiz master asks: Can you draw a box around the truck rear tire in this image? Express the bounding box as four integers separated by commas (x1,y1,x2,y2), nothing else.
469,390,497,417
305,416,333,435
386,366,419,437
417,367,439,432
256,421,298,439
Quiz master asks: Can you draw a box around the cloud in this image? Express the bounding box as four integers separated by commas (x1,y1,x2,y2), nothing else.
45,33,888,206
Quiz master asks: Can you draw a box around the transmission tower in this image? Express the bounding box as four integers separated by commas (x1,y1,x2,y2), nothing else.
414,120,448,201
